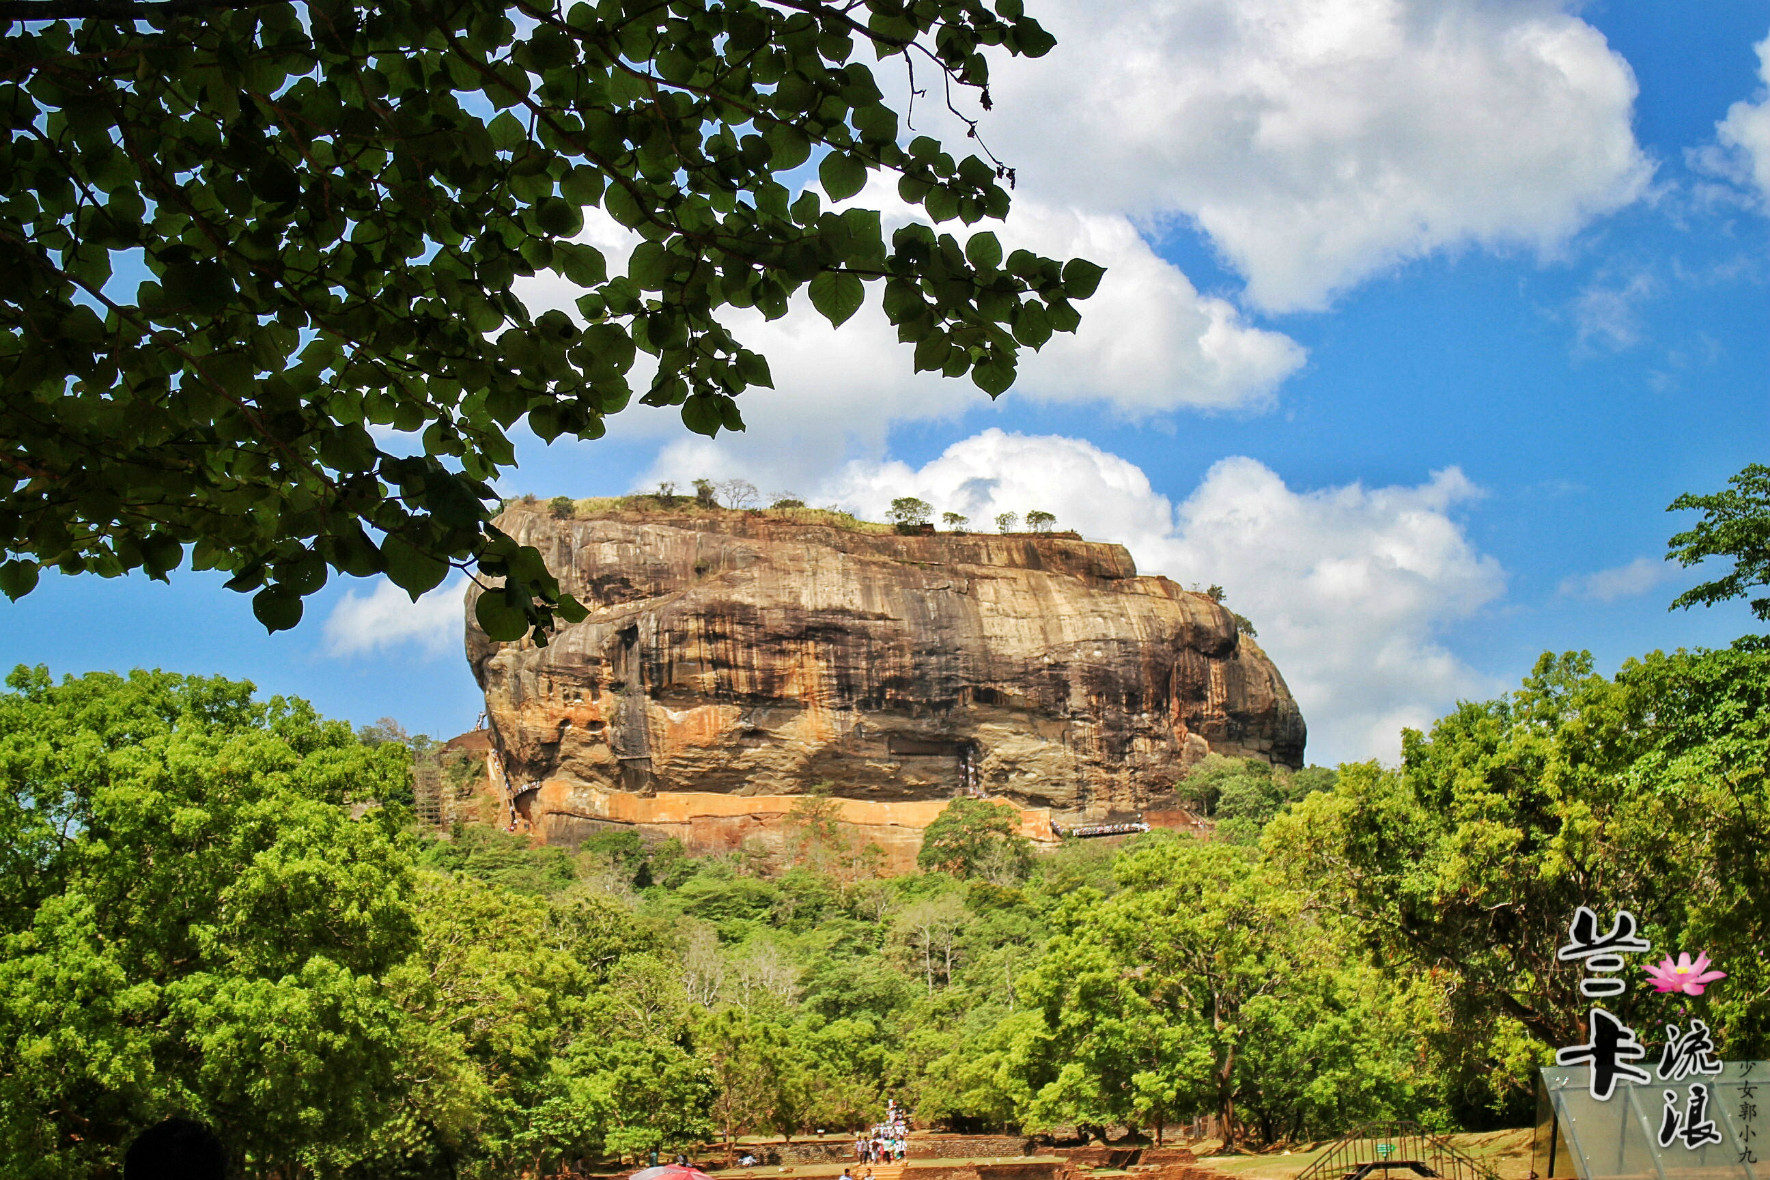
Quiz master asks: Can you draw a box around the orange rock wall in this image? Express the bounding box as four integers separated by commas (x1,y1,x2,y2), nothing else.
468,508,1306,847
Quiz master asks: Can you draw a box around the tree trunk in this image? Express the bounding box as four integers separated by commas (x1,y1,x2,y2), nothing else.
726,1090,736,1168
1218,1044,1238,1148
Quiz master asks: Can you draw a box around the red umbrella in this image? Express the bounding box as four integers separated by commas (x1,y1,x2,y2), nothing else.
632,1167,718,1180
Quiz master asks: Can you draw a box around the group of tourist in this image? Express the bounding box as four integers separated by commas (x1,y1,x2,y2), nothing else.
854,1099,910,1165
1049,820,1150,839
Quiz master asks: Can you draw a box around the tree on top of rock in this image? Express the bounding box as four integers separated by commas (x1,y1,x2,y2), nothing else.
0,0,1104,643
888,497,934,531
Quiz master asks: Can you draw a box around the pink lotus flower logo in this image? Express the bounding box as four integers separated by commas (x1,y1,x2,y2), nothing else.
1645,952,1726,996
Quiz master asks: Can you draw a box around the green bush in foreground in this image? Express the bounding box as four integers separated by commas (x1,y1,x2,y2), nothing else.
0,667,415,1177
0,667,712,1180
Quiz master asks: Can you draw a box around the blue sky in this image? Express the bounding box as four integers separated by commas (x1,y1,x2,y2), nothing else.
4,0,1767,764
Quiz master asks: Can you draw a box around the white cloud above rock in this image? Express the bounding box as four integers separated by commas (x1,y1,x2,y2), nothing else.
642,202,1303,488
323,575,467,659
517,192,1306,492
958,0,1651,310
514,0,1650,491
816,430,1506,764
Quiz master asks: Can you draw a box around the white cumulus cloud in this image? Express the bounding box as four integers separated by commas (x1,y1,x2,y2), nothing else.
816,430,1506,764
518,191,1306,493
1711,30,1770,210
1160,455,1504,761
512,0,1650,480
1558,556,1673,603
957,0,1651,310
323,575,468,659
627,186,1304,491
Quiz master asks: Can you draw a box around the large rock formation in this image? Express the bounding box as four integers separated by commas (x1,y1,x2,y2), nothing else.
467,505,1304,855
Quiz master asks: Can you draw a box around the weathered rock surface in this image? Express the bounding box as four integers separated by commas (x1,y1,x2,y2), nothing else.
466,507,1304,844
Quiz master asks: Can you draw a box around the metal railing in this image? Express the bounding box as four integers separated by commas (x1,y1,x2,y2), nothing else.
1291,1122,1502,1180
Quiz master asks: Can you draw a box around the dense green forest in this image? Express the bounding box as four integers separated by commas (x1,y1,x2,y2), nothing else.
3,624,1768,1179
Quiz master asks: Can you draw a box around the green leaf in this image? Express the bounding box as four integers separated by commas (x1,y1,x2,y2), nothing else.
1047,299,1082,333
556,242,607,286
557,593,589,624
718,395,744,431
765,122,811,170
604,183,645,228
475,589,530,642
1005,249,1041,278
140,532,183,580
327,526,383,578
561,165,605,206
807,271,865,327
965,231,1003,271
381,536,449,597
1011,301,1051,348
487,110,527,151
535,197,583,237
1012,19,1058,57
923,185,959,223
276,549,330,595
529,404,562,441
819,151,867,202
0,559,40,601
222,564,266,594
735,349,774,389
1062,257,1107,300
252,586,303,632
882,279,924,324
681,394,724,437
629,241,674,290
972,358,1016,396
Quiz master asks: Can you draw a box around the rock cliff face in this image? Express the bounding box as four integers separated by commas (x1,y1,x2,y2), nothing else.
466,507,1305,849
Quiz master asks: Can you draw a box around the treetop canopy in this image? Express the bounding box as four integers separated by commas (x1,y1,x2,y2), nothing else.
1,0,1100,642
